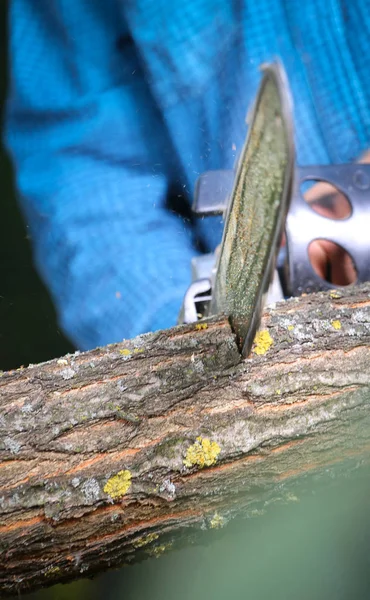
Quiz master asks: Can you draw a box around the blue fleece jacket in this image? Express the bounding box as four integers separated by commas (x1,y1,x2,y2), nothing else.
4,0,370,349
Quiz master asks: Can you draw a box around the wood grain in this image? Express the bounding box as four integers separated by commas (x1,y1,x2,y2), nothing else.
1,284,370,596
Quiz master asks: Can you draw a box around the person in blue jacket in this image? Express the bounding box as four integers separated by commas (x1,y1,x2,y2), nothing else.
4,0,370,351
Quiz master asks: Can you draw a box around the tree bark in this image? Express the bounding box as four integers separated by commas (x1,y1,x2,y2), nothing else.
1,284,370,596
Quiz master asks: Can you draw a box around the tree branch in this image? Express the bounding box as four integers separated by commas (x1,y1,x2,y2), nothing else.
1,284,370,596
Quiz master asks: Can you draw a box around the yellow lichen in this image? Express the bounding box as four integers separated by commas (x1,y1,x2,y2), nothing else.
148,542,173,558
183,436,220,469
57,358,69,366
252,330,273,355
133,532,159,548
209,512,225,529
119,348,132,356
104,470,132,499
44,566,61,577
133,348,144,354
195,322,208,330
287,325,294,331
331,320,342,330
330,290,341,299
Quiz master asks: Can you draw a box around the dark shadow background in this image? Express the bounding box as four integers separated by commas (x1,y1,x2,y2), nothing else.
0,2,74,371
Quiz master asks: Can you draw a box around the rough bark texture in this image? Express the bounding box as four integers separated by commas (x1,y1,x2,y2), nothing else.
1,284,370,596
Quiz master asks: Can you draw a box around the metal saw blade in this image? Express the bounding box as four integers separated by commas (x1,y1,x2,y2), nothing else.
209,62,295,357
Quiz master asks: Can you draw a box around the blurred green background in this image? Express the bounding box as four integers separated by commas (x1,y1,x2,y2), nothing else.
2,3,370,599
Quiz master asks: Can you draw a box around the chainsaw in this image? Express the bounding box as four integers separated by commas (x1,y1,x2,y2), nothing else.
179,62,370,357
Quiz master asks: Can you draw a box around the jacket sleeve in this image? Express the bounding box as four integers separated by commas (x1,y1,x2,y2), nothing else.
4,0,196,350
